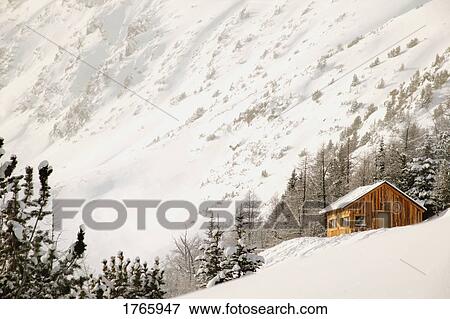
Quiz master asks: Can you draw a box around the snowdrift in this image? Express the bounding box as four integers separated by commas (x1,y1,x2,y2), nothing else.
185,211,450,298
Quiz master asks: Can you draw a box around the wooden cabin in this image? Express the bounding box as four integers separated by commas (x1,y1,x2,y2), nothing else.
321,181,426,237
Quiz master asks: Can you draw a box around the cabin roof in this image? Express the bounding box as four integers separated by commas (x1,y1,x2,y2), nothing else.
319,180,426,214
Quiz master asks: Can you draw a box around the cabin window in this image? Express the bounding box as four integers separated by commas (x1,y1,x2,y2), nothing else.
328,218,337,229
355,216,366,227
340,217,350,227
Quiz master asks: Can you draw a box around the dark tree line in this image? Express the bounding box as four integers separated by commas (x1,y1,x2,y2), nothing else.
281,123,449,222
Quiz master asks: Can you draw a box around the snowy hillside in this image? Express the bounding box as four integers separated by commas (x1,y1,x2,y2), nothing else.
185,210,450,298
1,0,449,266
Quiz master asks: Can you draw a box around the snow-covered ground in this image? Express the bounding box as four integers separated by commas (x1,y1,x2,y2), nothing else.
0,0,449,267
185,210,450,298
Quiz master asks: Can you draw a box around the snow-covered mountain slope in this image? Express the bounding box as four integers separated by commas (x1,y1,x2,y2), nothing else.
185,211,450,298
0,0,449,266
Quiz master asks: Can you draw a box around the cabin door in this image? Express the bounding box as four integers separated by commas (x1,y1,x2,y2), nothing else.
374,212,391,228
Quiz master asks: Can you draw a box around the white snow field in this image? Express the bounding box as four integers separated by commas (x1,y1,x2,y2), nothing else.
185,210,450,298
0,0,449,266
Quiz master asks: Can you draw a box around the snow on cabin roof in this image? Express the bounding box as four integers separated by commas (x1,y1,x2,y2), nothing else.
319,181,385,214
319,180,426,214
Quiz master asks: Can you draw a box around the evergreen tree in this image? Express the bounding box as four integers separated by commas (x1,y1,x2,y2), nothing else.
419,83,433,108
0,138,171,299
351,74,360,87
287,169,298,192
147,258,166,299
226,212,264,280
374,138,386,181
433,70,449,89
432,54,444,68
140,258,166,299
405,135,439,215
93,252,166,299
195,216,226,288
0,138,87,298
433,163,450,212
408,70,421,94
432,131,450,211
435,131,450,163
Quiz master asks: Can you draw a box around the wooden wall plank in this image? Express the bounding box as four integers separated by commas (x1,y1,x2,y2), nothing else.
326,182,425,237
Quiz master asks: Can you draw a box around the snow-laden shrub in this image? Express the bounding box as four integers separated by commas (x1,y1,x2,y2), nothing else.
376,78,385,89
312,90,323,103
387,46,401,58
347,36,363,48
407,38,419,48
369,57,380,68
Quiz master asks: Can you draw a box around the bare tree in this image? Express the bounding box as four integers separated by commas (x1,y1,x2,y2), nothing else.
164,231,202,297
